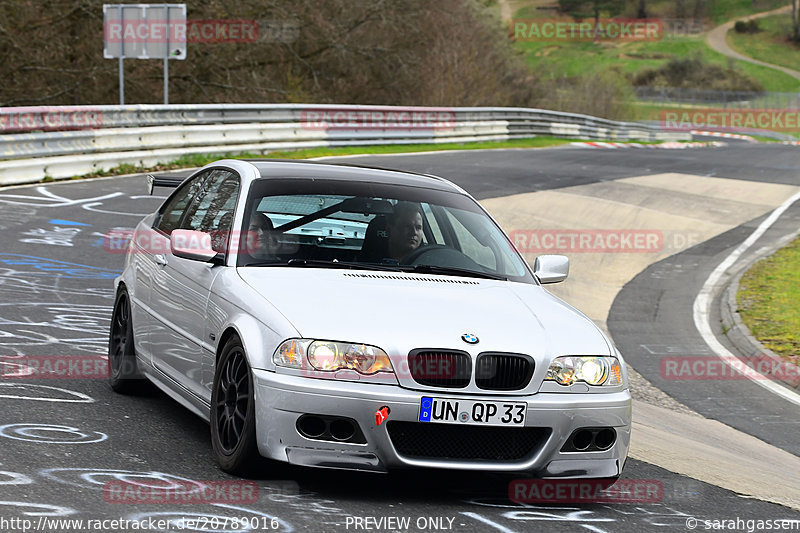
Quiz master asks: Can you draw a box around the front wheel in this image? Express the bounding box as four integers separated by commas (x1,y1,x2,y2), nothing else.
210,337,259,474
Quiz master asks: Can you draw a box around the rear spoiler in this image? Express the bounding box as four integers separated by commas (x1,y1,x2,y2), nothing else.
146,173,189,195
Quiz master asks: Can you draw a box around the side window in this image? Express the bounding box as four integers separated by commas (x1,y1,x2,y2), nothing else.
180,169,240,253
156,171,209,235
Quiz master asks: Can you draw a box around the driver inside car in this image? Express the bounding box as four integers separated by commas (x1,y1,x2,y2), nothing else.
247,211,278,259
387,201,424,261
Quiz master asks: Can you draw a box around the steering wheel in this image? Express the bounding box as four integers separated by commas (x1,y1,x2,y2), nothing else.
399,245,487,275
399,244,448,265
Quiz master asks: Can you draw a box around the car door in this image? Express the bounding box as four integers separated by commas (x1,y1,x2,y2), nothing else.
133,172,209,367
149,168,240,400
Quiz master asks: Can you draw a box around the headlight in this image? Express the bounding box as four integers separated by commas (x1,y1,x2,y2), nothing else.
545,356,622,386
273,339,394,375
308,341,341,371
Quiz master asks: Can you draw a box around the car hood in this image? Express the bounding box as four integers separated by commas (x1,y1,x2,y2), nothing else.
237,268,610,362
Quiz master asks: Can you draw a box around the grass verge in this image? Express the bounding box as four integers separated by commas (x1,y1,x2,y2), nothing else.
737,236,800,364
726,14,800,73
507,0,788,24
515,33,800,93
707,0,789,24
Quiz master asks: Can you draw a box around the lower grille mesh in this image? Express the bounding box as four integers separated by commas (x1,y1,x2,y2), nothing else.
387,421,550,461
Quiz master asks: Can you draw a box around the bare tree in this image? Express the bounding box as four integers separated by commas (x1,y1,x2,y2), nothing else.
0,0,536,107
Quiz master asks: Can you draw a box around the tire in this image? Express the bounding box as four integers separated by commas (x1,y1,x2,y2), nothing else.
210,336,259,474
108,288,143,393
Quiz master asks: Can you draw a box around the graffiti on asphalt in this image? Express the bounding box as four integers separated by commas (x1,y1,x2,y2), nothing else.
0,303,111,355
20,226,82,247
0,423,107,444
461,497,696,531
0,186,161,217
0,383,94,403
0,255,119,280
0,471,33,485
0,186,123,209
0,500,76,517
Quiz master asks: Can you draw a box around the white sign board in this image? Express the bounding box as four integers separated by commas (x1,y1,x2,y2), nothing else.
103,4,187,60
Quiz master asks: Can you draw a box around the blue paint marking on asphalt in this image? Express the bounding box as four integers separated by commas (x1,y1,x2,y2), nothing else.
48,219,91,226
0,254,120,279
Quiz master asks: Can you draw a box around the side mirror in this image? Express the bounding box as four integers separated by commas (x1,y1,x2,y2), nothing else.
534,254,569,284
170,229,219,262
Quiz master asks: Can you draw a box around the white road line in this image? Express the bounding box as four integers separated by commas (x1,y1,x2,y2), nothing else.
693,190,800,407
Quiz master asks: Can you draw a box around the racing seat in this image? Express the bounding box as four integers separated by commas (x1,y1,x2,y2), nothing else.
359,215,389,261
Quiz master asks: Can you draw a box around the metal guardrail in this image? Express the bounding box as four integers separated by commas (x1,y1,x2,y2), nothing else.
0,104,687,186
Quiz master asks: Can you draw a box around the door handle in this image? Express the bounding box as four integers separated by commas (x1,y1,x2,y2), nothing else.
153,254,168,267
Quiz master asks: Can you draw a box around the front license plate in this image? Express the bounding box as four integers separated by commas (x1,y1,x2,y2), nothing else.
418,397,527,426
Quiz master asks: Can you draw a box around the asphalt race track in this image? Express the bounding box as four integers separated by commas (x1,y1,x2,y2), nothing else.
0,142,798,533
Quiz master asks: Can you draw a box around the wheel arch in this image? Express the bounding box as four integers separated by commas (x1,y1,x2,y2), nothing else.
214,314,284,372
216,327,241,364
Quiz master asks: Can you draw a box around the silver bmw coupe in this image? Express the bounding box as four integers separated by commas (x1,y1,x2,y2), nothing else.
109,159,631,477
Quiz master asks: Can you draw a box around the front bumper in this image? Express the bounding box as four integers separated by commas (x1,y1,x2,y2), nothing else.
253,369,631,476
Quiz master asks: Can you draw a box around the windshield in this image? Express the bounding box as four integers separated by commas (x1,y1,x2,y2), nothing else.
237,178,534,283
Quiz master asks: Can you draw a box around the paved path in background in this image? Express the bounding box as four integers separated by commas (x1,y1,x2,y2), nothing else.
501,0,800,82
706,4,800,82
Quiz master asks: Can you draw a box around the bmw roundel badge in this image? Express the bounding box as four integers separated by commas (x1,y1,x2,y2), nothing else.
461,333,479,344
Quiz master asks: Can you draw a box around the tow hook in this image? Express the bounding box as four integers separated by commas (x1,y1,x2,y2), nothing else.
374,405,391,426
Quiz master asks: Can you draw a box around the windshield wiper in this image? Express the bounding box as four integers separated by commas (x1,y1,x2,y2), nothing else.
245,259,402,272
243,259,506,279
399,264,507,280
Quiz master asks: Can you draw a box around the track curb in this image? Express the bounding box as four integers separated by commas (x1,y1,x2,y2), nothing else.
720,231,800,391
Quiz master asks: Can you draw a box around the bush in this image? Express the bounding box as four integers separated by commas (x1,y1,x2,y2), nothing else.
531,70,640,121
734,19,761,33
632,54,764,92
